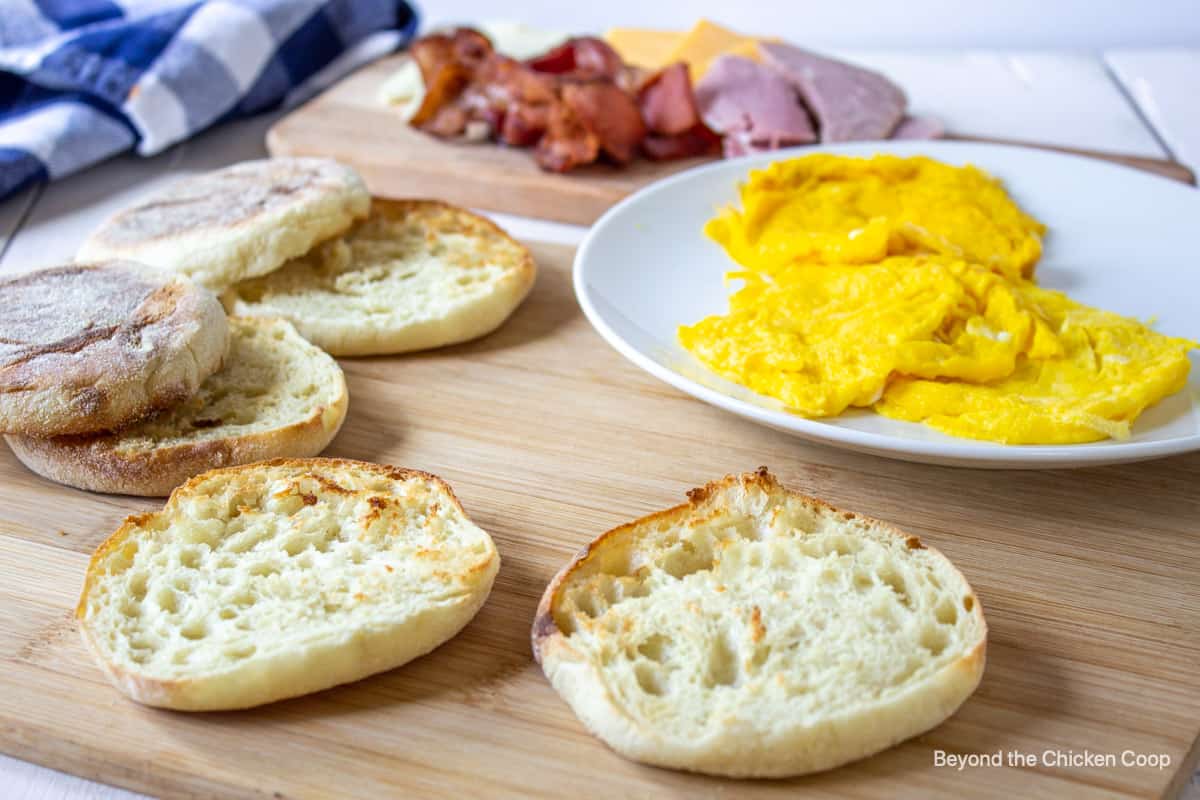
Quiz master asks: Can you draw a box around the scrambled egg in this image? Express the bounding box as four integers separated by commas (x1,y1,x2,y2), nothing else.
877,285,1196,443
681,154,1196,444
705,155,1046,281
678,258,1056,417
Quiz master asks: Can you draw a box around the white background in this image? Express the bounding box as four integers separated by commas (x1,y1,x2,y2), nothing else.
425,0,1200,49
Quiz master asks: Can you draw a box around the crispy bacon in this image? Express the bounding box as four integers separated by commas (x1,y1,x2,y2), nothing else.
639,63,703,136
500,101,551,147
535,102,599,172
409,28,492,85
409,32,484,130
526,37,624,81
637,62,721,160
405,27,719,172
422,104,470,138
409,34,451,84
561,82,646,163
614,64,648,94
642,123,723,160
450,27,491,65
410,65,470,129
478,54,556,145
478,55,557,105
524,40,574,74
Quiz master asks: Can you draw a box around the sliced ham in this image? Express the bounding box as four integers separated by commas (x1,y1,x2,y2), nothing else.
891,115,945,140
695,55,816,156
758,42,907,142
721,130,774,158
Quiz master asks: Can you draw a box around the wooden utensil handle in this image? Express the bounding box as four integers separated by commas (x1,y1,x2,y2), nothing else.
947,134,1195,185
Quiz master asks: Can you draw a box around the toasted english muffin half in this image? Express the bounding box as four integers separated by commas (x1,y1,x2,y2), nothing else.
533,469,986,778
0,263,228,437
223,199,536,356
77,458,500,711
7,317,347,497
76,158,370,290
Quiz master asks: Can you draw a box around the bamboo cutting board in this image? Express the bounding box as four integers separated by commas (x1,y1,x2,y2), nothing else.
266,54,1196,225
2,243,1199,799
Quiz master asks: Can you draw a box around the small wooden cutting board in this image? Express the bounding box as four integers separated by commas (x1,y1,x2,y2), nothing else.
267,54,1195,225
1,244,1198,799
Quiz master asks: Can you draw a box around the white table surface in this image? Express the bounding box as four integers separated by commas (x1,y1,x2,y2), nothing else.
1,38,1198,800
1106,48,1200,173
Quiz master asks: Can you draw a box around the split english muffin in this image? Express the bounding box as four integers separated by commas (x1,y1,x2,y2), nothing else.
224,199,536,356
533,469,986,778
6,317,347,496
77,158,370,290
0,263,228,437
79,157,533,356
77,458,500,710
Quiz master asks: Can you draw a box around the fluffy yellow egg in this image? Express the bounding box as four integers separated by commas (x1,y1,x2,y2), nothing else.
876,285,1197,443
678,257,1055,418
682,154,1197,445
705,155,1047,281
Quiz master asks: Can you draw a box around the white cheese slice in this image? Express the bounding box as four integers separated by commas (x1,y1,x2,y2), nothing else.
377,59,426,121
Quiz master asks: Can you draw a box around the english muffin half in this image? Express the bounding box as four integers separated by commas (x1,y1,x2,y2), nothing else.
77,458,499,710
0,263,228,437
7,317,347,496
77,158,370,290
533,469,987,778
224,199,536,356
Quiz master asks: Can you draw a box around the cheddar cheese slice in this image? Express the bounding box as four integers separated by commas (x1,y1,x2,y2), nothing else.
604,28,685,68
666,20,768,78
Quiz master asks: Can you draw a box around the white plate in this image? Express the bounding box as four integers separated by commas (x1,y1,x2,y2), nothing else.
573,141,1200,469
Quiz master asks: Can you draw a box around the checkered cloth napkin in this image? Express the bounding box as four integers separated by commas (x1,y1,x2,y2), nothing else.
0,0,418,201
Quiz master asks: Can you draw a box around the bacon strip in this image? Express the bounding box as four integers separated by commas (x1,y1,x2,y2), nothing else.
561,82,646,164
643,124,722,161
637,62,722,160
534,102,598,172
405,28,719,172
638,63,701,136
408,30,492,131
527,37,624,81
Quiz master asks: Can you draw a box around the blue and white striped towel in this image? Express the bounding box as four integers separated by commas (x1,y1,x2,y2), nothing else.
0,0,419,201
